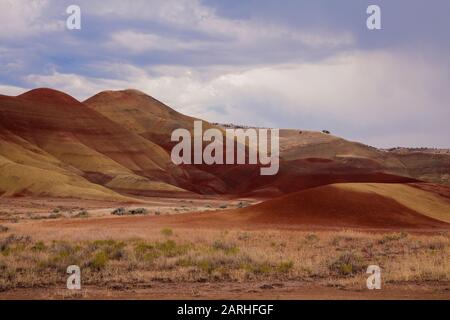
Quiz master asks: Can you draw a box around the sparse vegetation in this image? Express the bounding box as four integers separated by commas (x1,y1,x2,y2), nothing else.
48,213,63,219
74,210,89,218
329,252,366,276
0,230,448,292
161,228,173,237
111,208,126,215
0,225,8,233
111,207,148,216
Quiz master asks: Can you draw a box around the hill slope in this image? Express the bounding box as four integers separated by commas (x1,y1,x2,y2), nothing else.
0,87,449,201
179,183,450,229
0,89,189,198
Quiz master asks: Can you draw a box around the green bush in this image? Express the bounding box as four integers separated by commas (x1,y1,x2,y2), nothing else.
90,251,109,270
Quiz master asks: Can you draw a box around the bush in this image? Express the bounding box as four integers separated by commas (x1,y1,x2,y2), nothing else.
329,252,365,276
379,232,408,244
111,208,148,216
32,241,46,252
128,208,148,215
0,225,8,233
111,208,126,216
161,228,173,237
90,251,109,270
277,261,294,273
48,213,62,219
212,240,239,255
74,210,89,218
304,233,319,243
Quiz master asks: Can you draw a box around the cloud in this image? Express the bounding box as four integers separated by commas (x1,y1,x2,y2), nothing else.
23,49,450,147
0,84,28,96
97,0,354,56
0,0,64,39
1,0,449,147
109,31,212,53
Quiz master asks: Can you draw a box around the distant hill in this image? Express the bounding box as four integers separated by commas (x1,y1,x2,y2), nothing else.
1,88,449,200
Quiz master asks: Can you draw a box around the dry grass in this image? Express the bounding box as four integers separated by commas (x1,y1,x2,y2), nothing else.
0,229,449,291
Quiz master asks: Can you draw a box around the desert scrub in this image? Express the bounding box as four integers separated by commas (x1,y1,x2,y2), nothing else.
0,225,8,233
277,261,294,273
89,251,109,271
304,233,319,244
161,228,173,237
134,240,190,263
0,230,448,290
0,235,32,254
329,252,366,276
74,210,89,218
111,208,148,216
379,232,408,244
212,240,239,255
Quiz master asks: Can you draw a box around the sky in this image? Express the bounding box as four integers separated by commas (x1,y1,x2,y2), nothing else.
0,0,449,148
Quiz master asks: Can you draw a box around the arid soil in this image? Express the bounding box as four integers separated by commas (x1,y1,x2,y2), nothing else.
0,195,449,300
2,282,449,300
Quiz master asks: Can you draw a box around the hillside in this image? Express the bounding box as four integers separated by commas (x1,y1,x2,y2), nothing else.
0,88,449,201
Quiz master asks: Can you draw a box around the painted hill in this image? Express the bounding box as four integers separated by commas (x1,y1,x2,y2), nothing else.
0,88,189,199
0,88,449,201
175,182,450,229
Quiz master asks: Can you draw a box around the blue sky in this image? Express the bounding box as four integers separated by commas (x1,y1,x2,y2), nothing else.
0,0,449,147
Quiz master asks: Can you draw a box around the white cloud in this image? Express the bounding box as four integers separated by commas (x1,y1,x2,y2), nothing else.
109,31,212,53
96,0,354,54
24,50,450,147
0,84,28,96
0,0,63,39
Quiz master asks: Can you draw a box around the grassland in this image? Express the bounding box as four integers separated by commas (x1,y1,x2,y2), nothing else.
1,228,448,293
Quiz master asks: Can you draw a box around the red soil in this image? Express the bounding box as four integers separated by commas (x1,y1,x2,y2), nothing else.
233,185,449,229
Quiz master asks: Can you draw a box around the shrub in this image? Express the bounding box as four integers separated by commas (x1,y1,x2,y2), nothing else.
304,233,319,243
32,241,46,252
379,232,408,244
74,210,89,218
329,252,365,276
0,225,8,233
277,261,294,273
161,228,173,237
90,251,109,270
111,208,126,216
212,240,239,255
111,208,148,216
48,213,62,219
128,208,148,215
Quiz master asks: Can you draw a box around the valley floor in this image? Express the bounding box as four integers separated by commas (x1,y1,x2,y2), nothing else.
0,196,449,300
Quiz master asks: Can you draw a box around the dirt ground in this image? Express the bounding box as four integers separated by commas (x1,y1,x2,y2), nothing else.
2,281,449,300
0,196,449,300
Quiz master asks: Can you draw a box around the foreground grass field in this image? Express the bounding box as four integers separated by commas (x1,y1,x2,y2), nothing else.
0,228,448,294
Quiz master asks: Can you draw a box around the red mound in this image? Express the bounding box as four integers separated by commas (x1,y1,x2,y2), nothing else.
234,185,449,229
18,88,80,105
